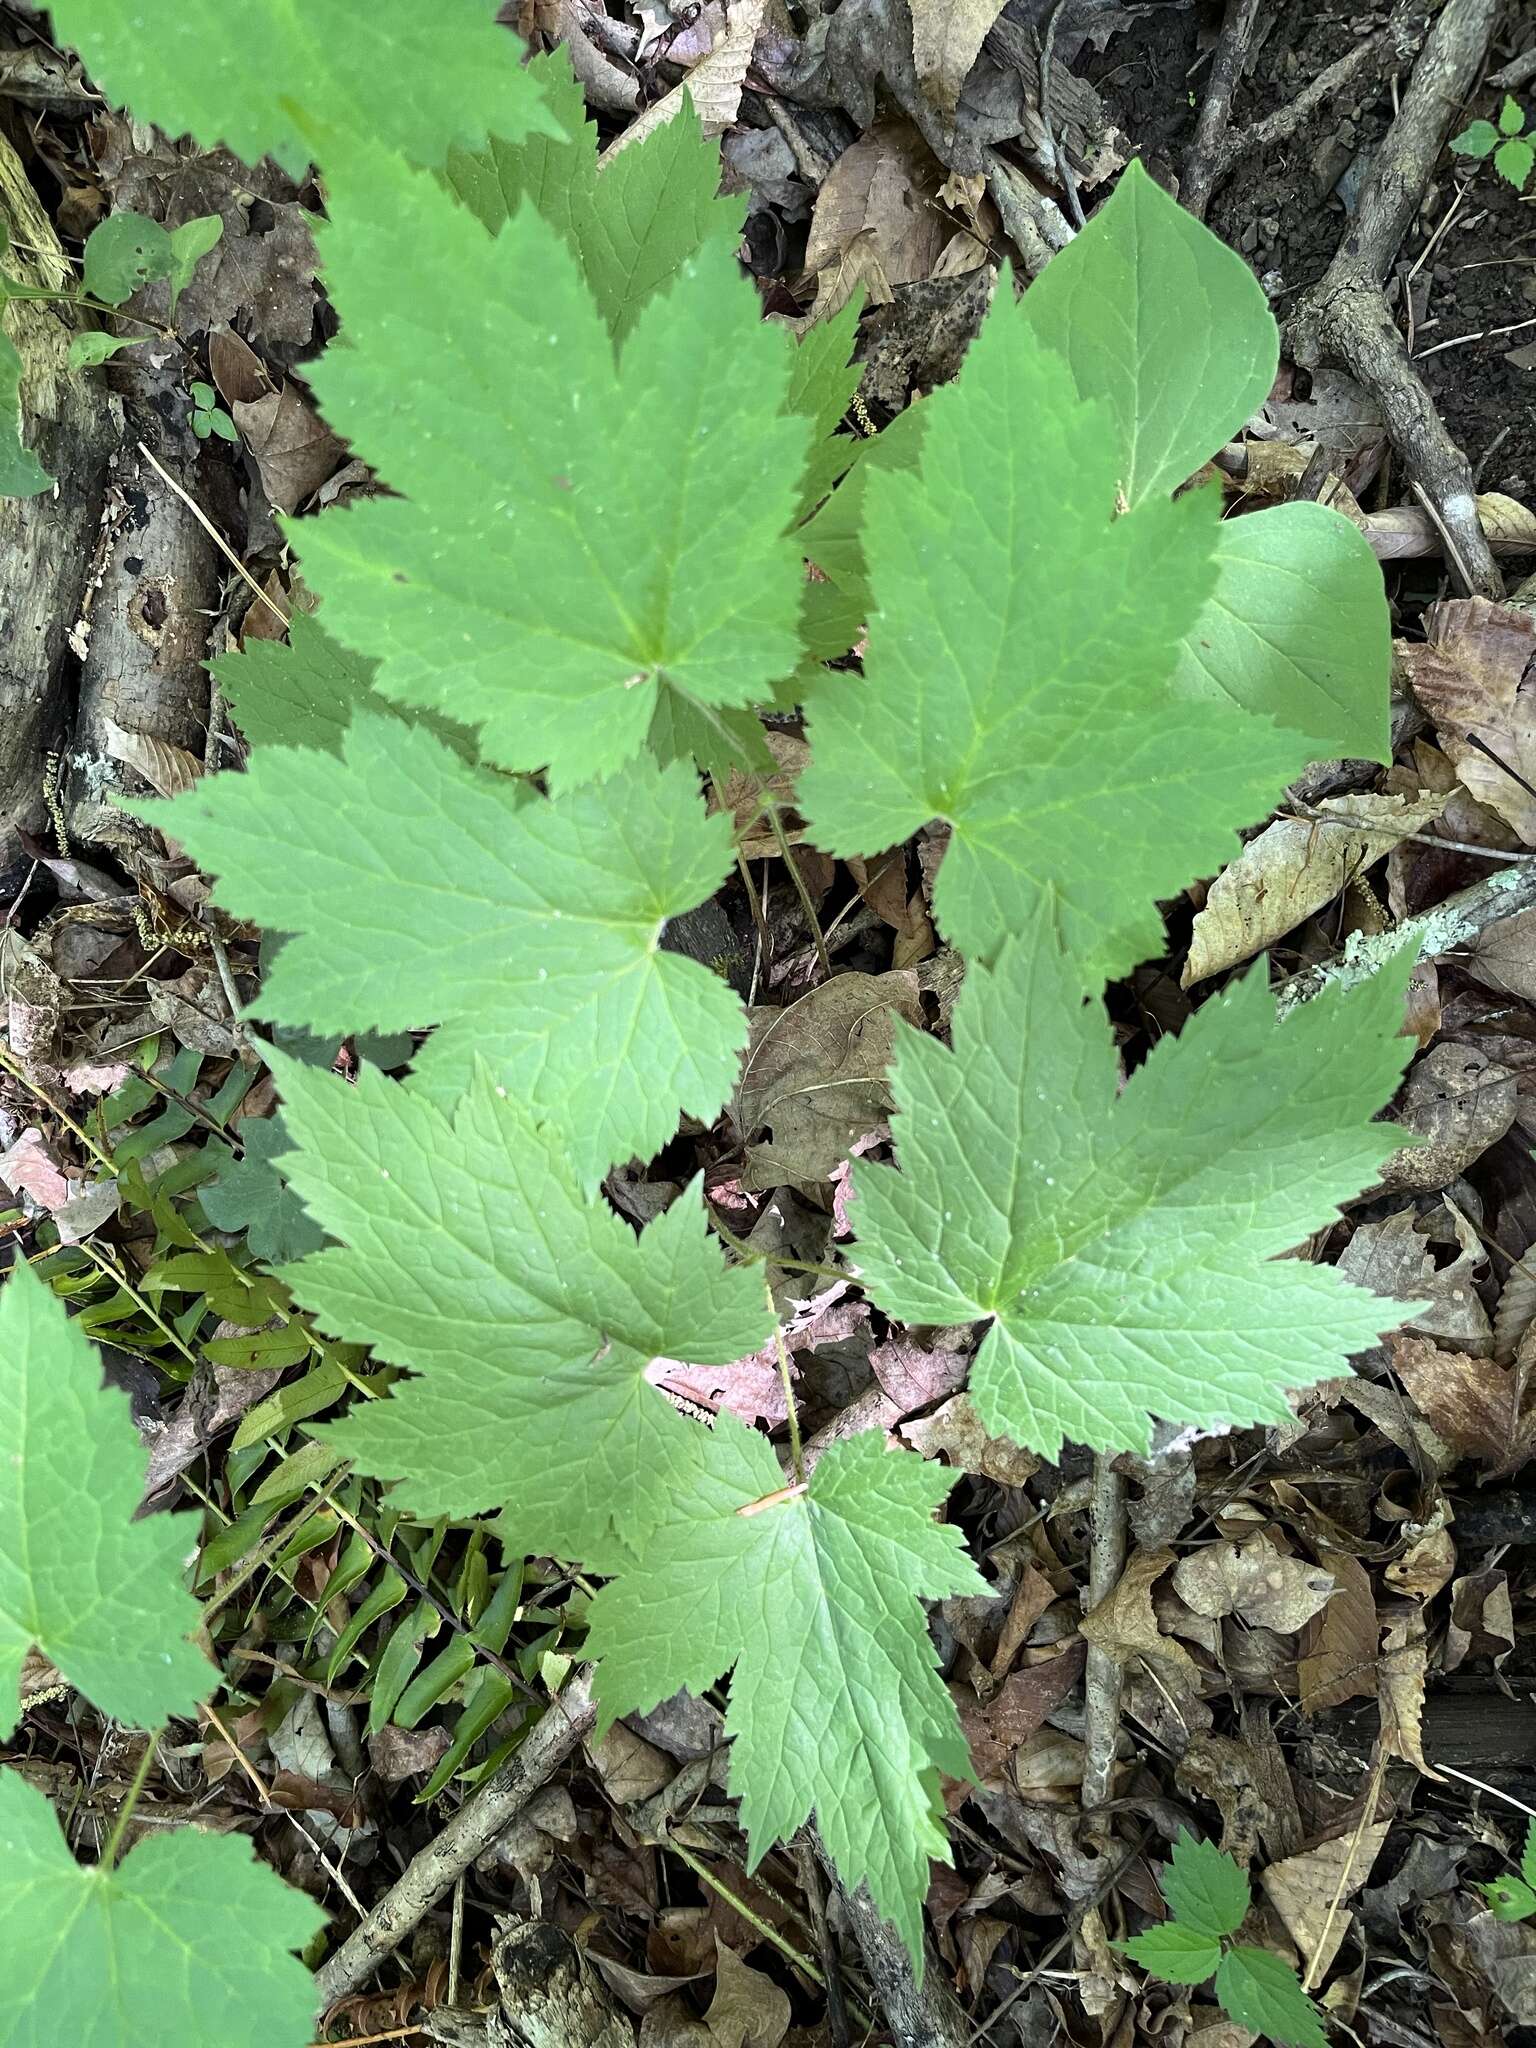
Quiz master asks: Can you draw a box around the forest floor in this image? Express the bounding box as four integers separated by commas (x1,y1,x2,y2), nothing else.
3,0,1536,2044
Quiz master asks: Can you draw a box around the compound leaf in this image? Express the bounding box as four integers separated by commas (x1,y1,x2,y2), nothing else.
798,283,1305,976
1120,1923,1224,1985
1020,160,1275,507
145,715,747,1183
48,0,558,177
268,1053,774,1566
850,906,1420,1460
295,137,806,789
1214,1947,1327,2048
589,1416,983,1963
0,1264,210,1731
0,1767,324,2048
1160,1831,1250,1939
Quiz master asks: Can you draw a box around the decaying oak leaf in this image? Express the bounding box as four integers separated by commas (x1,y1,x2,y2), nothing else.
1402,599,1536,844
1184,794,1445,986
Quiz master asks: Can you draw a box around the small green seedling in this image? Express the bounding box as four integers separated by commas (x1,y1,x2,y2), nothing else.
1451,94,1534,194
1481,1819,1536,1921
189,379,239,442
1120,1832,1325,2048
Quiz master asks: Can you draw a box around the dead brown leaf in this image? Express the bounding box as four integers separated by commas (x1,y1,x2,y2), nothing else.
900,1391,1039,1485
802,118,953,322
230,383,345,514
1260,1823,1390,1984
1081,1546,1200,1683
1185,795,1445,985
735,969,921,1188
1172,1536,1336,1635
1403,599,1536,845
1378,1609,1438,1777
1298,1549,1378,1716
910,0,1008,115
1378,1043,1517,1193
601,0,765,155
951,1639,1086,1796
1389,1332,1536,1479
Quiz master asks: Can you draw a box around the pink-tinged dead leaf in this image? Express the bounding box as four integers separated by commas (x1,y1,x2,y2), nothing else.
869,1330,971,1414
1389,1331,1536,1479
369,1722,452,1783
1261,1823,1391,1984
1402,599,1536,844
60,1060,132,1095
1298,1550,1378,1716
0,1127,72,1210
653,1292,867,1425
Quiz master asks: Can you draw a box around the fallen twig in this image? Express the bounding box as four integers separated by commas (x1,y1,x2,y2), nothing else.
1182,0,1265,222
1287,0,1506,600
1078,1454,1127,1817
312,1668,597,2013
815,1836,972,2048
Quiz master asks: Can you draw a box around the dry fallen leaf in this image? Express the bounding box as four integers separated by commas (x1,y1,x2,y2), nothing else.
1378,1609,1438,1777
1172,1536,1336,1635
899,1391,1039,1485
802,117,953,322
1336,1203,1492,1357
230,382,345,514
102,718,203,799
1389,1332,1536,1479
1081,1547,1200,1683
1184,794,1445,985
1403,598,1536,844
949,1640,1086,1800
1298,1549,1377,1716
601,0,765,156
735,968,921,1188
1377,1042,1516,1193
1260,1823,1390,1984
910,0,1008,116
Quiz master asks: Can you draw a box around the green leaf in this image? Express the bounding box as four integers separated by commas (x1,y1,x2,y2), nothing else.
1521,1817,1536,1891
1120,1922,1224,1984
590,1416,983,1963
1020,159,1277,506
201,1116,327,1264
166,212,223,314
1171,501,1391,760
446,53,742,345
48,0,560,178
1451,118,1499,158
849,906,1419,1459
797,284,1305,975
144,716,748,1182
1495,136,1535,192
1499,94,1527,136
212,612,380,755
268,1053,775,1565
1160,1830,1251,1939
1483,1874,1536,1922
0,1263,211,1729
0,329,50,496
82,210,172,306
67,330,142,371
1215,1947,1327,2048
0,1766,325,2047
294,136,807,789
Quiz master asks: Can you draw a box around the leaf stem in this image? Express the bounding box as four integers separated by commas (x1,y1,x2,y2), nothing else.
101,1730,160,1871
710,1214,849,1286
766,803,831,981
772,1301,805,1484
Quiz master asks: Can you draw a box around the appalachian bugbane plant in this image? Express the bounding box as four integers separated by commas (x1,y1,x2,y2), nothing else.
0,6,1417,2036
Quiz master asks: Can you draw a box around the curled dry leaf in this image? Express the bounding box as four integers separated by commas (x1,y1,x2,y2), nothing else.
1377,1609,1437,1778
1260,1823,1391,1984
1388,1332,1536,1479
1402,599,1536,844
1444,1567,1514,1672
1171,1536,1336,1635
1081,1546,1200,1684
735,968,921,1188
1377,1042,1517,1193
899,1390,1039,1484
601,0,765,156
1337,1203,1492,1357
951,1637,1087,1798
1184,794,1446,985
102,718,203,799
